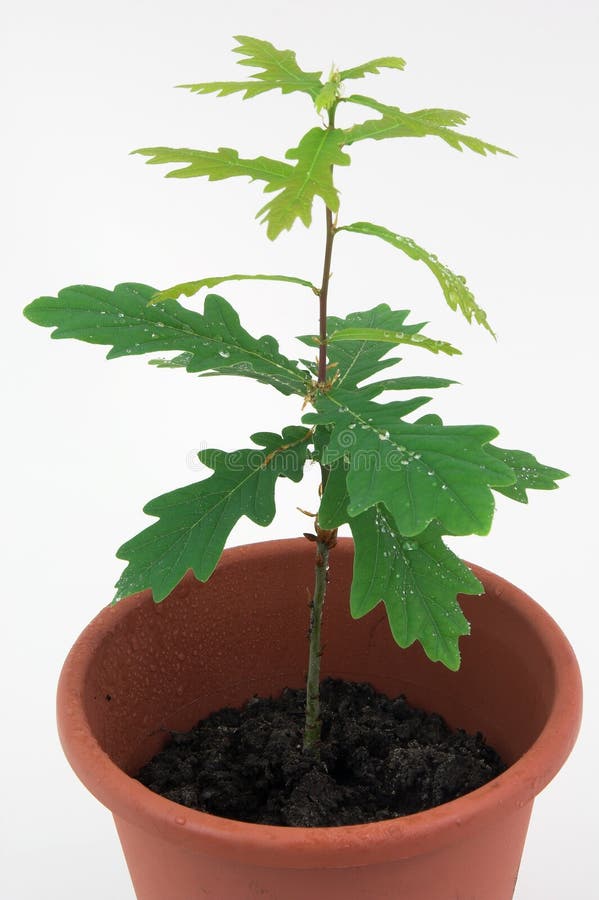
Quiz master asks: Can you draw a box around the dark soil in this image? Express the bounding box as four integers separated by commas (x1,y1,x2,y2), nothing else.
136,678,505,827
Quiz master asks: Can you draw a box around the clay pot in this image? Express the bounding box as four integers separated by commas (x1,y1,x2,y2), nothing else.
57,538,581,900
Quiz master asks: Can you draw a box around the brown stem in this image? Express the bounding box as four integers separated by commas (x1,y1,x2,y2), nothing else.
317,105,337,386
317,207,335,385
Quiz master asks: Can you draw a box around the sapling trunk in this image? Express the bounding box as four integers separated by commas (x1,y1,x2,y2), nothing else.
303,105,339,752
317,205,335,386
303,539,330,750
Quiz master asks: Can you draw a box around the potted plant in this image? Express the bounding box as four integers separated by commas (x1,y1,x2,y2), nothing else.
24,35,581,900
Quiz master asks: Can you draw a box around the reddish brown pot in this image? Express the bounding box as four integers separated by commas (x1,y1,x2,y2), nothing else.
57,538,581,899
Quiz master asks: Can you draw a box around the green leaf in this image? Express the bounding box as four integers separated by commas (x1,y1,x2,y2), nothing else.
314,79,341,113
343,94,514,157
312,424,333,466
132,145,292,184
298,304,427,389
24,283,309,397
235,35,324,97
318,464,482,669
337,221,494,335
328,326,461,356
359,376,457,399
152,273,319,303
485,445,568,503
318,459,351,529
177,80,275,99
350,509,481,670
115,427,312,602
133,129,351,242
257,127,351,240
303,388,515,536
135,130,351,242
339,57,406,81
179,36,323,101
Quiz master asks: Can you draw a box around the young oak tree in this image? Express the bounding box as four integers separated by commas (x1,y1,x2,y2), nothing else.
24,36,566,752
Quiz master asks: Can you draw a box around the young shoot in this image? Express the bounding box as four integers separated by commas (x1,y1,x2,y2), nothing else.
24,35,567,752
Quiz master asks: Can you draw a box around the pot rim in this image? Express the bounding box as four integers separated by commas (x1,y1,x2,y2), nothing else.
57,537,582,869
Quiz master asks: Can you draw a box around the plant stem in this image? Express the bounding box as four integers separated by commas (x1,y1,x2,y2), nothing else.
317,207,335,385
304,539,330,751
303,105,340,753
317,104,337,386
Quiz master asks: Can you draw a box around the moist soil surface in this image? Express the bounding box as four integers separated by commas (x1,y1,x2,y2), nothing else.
136,678,505,827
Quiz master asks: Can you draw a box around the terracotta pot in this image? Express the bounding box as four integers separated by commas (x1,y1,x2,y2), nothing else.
57,538,581,899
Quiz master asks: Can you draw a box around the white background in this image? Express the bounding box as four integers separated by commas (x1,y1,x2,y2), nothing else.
2,1,597,897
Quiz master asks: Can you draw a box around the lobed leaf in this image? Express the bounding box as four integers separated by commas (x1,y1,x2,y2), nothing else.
350,509,481,669
318,464,481,669
338,221,494,335
343,94,513,157
304,388,515,536
257,127,351,239
298,303,427,390
177,80,275,99
24,283,309,396
152,273,318,303
485,445,568,502
179,35,323,101
358,376,457,399
115,427,311,601
134,129,351,241
328,326,461,356
132,145,292,184
339,57,406,81
233,35,323,98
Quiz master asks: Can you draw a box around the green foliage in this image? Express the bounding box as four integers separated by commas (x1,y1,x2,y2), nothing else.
134,127,350,241
314,78,340,114
350,511,480,670
257,127,350,239
485,445,568,502
319,464,481,668
343,94,514,157
299,304,428,389
339,57,406,81
24,283,309,396
24,35,566,675
328,326,461,357
116,427,311,602
132,145,293,183
303,388,515,537
179,35,324,101
357,376,457,399
313,53,406,114
179,38,406,105
152,274,318,303
134,39,513,251
337,222,494,335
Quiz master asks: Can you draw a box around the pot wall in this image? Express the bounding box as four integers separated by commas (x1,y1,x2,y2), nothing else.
57,539,582,899
113,804,533,900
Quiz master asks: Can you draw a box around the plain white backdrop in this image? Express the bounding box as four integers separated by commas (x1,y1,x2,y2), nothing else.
2,1,597,897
